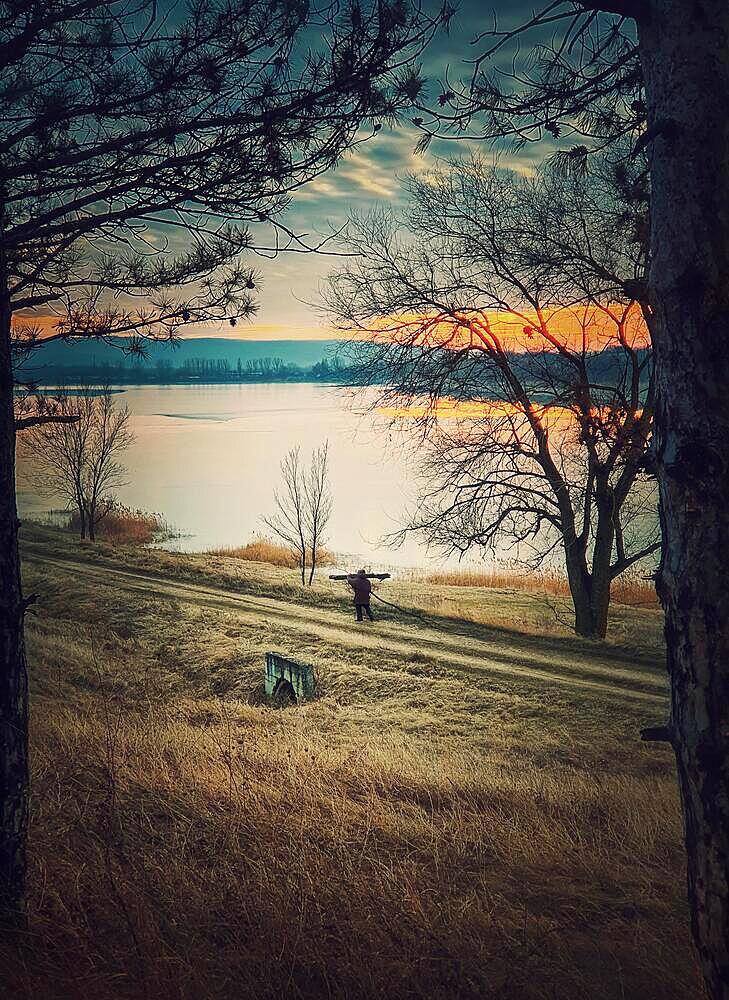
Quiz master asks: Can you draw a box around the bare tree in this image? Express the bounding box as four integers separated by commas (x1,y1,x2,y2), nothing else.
38,393,131,539
20,395,91,538
264,443,332,586
83,394,134,540
304,442,333,586
0,0,447,924
325,153,657,637
22,391,134,540
264,447,309,585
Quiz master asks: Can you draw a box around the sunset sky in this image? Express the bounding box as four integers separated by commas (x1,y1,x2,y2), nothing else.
19,2,574,344
210,0,561,341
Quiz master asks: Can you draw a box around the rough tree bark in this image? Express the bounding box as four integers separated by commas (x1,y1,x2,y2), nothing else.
0,255,28,926
588,490,616,639
639,2,729,995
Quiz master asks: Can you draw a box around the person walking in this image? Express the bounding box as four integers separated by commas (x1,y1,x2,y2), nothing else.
347,569,374,622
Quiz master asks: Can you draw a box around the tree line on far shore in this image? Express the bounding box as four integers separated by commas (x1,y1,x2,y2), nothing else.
23,354,348,385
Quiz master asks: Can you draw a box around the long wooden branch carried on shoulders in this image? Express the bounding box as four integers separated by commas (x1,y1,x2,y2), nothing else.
328,573,391,581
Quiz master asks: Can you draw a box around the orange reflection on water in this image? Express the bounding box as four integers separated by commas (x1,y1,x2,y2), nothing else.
378,397,575,426
378,397,642,432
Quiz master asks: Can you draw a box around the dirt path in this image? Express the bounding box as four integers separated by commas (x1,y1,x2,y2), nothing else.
28,552,667,705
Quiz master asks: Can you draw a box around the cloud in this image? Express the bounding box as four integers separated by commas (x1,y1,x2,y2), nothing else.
292,127,424,210
335,162,397,199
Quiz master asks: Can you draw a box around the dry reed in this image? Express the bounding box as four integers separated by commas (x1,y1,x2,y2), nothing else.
69,502,168,545
208,534,336,570
421,566,659,608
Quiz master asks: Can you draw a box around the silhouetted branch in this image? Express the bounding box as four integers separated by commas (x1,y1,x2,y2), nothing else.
15,414,80,430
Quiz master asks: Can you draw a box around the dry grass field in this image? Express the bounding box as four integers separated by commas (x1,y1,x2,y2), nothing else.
1,524,702,1000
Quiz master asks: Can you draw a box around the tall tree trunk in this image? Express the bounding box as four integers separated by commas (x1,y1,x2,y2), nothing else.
588,569,611,640
565,565,610,639
588,492,616,641
0,271,29,926
639,4,729,996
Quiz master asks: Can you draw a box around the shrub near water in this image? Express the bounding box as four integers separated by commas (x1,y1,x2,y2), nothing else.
208,534,336,569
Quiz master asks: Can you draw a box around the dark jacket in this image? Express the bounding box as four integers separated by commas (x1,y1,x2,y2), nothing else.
348,574,372,605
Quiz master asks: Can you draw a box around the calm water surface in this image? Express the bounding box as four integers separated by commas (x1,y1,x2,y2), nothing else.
18,382,476,569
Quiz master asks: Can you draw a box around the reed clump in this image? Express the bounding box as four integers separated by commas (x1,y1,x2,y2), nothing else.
208,534,336,569
69,502,169,545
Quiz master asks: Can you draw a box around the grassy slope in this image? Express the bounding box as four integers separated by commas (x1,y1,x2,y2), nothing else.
2,525,701,999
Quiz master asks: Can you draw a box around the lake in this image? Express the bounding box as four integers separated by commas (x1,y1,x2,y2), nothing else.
17,382,484,570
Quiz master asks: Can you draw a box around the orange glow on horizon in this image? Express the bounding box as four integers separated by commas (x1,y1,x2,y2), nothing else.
13,301,650,352
358,302,650,355
378,397,576,427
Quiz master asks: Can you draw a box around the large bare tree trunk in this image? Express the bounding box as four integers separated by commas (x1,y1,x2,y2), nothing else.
564,536,612,640
565,553,599,637
564,566,611,639
639,4,729,996
0,269,29,926
588,492,615,640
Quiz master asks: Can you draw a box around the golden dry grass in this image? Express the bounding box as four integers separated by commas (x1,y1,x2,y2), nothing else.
1,525,699,999
13,698,693,1000
207,535,336,570
23,524,664,655
420,567,659,609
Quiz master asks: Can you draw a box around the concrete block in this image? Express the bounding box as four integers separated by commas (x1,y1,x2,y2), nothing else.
265,652,315,703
